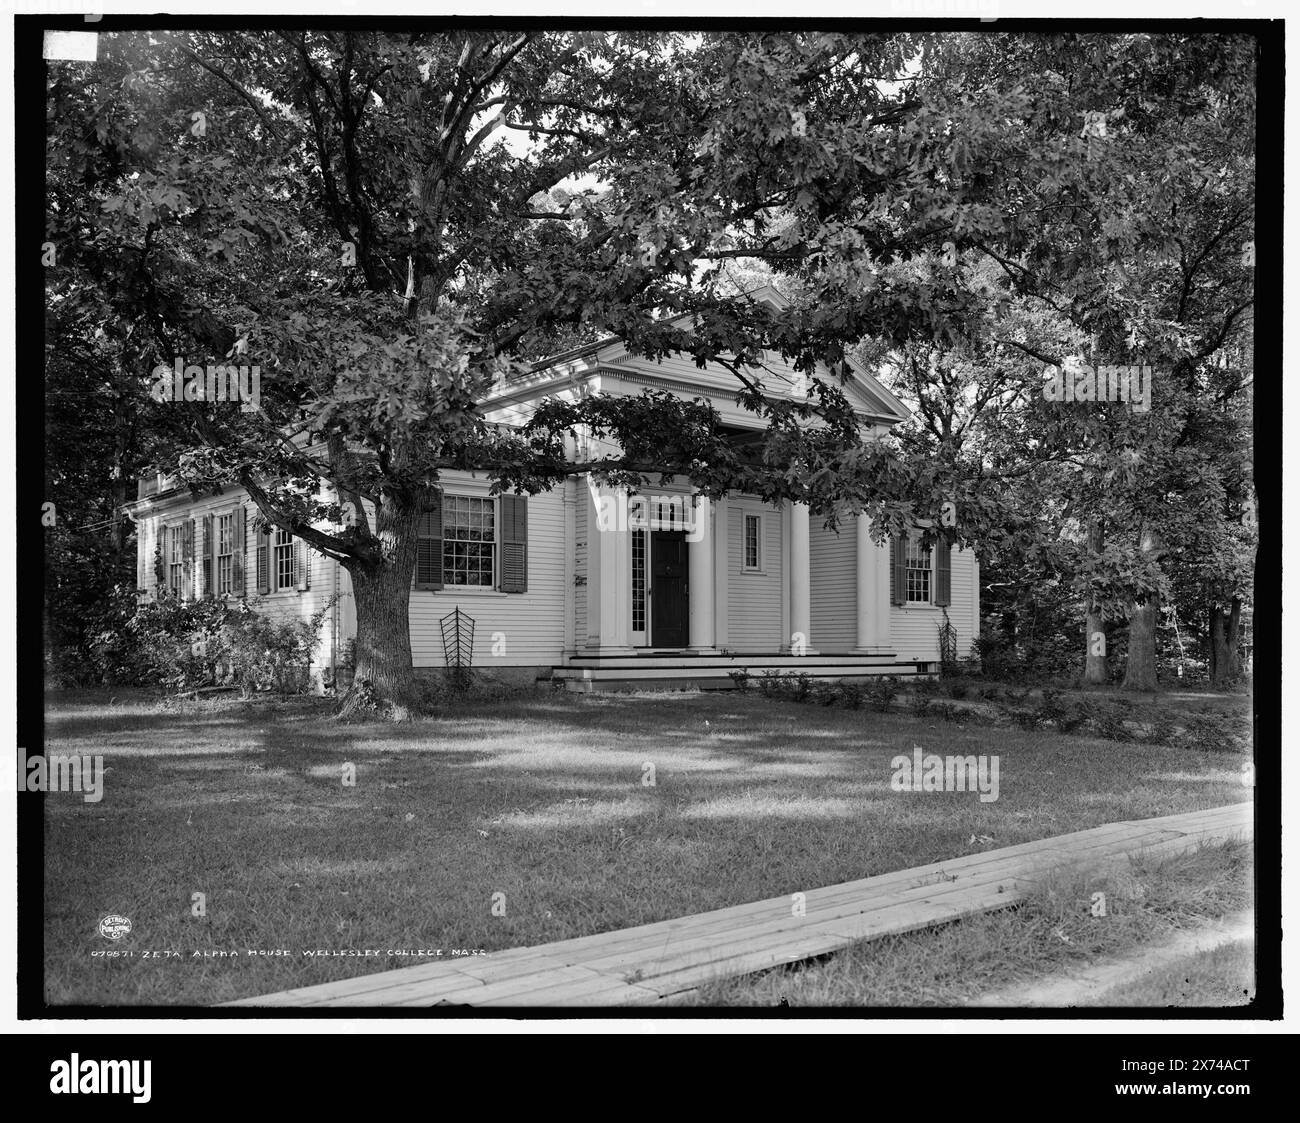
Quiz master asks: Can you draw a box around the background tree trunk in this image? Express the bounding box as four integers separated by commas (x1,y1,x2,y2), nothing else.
1123,600,1160,691
1208,596,1242,686
1123,526,1163,691
1083,520,1109,684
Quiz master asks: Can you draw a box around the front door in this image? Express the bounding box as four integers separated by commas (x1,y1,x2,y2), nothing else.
650,531,689,647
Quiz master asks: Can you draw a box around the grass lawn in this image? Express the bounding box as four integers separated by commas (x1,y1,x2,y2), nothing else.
683,840,1253,1006
42,687,1251,1006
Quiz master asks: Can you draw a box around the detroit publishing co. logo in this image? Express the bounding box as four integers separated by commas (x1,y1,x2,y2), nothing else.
97,915,132,941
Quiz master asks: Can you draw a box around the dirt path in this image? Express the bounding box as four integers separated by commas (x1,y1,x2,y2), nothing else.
967,910,1254,1008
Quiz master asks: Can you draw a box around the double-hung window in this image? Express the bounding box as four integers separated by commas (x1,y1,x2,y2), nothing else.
274,528,295,591
443,495,496,588
905,536,932,604
168,525,185,596
216,514,234,595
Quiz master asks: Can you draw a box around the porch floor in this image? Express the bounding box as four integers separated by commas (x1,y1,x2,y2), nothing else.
221,802,1251,1008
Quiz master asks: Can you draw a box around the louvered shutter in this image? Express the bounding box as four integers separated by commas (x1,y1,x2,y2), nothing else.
498,495,528,594
890,535,907,606
415,490,444,590
232,506,246,596
202,514,215,597
934,540,952,607
296,538,311,591
256,525,271,594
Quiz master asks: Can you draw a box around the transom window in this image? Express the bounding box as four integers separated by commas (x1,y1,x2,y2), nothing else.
274,527,295,590
906,536,932,604
443,495,495,587
216,514,234,595
743,514,762,571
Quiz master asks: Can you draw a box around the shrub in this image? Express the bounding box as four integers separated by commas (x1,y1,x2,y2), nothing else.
785,671,815,703
1009,707,1044,730
838,681,867,710
812,680,843,706
866,676,897,712
126,594,332,697
929,701,960,723
1180,713,1250,753
727,669,753,694
1147,714,1183,746
1091,705,1136,743
909,694,932,717
942,677,972,699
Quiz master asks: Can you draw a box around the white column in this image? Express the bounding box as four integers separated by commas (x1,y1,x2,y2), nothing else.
852,512,874,653
786,501,817,655
584,480,633,654
687,495,716,652
850,514,893,654
874,522,892,652
712,497,729,650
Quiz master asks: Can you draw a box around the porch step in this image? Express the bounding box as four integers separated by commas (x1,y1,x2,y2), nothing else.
553,657,933,693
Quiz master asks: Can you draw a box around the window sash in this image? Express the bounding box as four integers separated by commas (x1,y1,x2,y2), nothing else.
274,528,295,590
743,515,761,569
216,514,234,595
442,496,496,587
168,526,184,594
905,538,932,603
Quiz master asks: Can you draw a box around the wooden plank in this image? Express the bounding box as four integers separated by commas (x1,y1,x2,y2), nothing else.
222,803,1252,1008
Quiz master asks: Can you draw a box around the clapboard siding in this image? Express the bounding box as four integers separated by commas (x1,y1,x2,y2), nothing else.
889,545,978,662
726,501,784,651
810,517,856,654
409,484,567,667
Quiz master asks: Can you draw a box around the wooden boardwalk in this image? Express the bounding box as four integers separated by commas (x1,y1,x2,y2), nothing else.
224,802,1251,1008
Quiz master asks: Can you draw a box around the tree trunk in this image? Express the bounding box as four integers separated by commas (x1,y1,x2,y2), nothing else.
1123,599,1160,691
337,496,425,718
1123,526,1163,692
1208,596,1242,686
1083,520,1109,684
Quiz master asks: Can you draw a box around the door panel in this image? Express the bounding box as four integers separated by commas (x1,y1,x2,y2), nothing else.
650,531,688,647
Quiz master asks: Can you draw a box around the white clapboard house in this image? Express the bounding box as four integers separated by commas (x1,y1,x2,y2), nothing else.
126,289,979,691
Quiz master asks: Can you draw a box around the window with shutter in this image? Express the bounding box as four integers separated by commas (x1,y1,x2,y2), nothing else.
296,538,311,592
256,526,271,594
890,535,907,606
934,540,952,607
231,506,245,596
499,494,528,594
202,514,214,597
415,491,444,590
